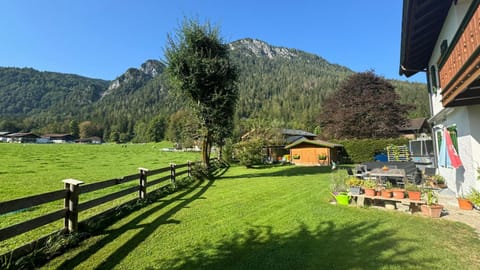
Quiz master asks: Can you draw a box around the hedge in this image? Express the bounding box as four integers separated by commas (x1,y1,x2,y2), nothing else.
332,138,410,164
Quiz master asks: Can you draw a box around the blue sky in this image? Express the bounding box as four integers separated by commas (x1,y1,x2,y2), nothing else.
0,0,426,83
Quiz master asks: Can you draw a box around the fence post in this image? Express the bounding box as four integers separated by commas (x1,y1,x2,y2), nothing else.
187,161,192,177
170,163,176,188
138,168,149,199
62,179,84,233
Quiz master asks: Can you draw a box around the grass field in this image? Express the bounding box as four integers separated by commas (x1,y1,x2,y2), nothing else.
0,142,200,254
37,165,480,270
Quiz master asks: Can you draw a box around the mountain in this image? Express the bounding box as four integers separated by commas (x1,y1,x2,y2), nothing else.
0,38,429,139
0,67,108,117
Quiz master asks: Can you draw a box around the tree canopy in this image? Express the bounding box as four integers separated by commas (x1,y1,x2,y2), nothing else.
318,71,410,139
165,19,238,167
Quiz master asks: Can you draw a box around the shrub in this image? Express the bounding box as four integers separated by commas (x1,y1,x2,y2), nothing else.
234,139,264,168
332,138,410,163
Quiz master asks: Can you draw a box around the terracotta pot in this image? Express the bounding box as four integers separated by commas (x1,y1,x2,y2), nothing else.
364,188,375,196
457,198,473,210
407,191,421,201
381,190,392,198
392,189,405,199
421,204,443,218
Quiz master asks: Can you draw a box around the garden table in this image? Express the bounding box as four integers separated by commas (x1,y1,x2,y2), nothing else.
367,168,407,186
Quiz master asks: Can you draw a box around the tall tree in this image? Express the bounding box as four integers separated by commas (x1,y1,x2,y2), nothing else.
165,18,238,168
318,71,409,139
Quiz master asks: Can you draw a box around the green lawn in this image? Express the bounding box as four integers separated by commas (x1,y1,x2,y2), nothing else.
40,165,480,270
0,142,199,254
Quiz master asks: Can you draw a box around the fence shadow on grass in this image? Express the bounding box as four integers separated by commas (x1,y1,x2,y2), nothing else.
55,179,215,270
220,165,333,180
155,220,434,270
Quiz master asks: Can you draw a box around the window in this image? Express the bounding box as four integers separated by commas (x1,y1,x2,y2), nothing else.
430,65,438,91
437,126,459,153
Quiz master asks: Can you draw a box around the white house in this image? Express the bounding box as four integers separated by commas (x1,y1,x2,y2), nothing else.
400,0,480,196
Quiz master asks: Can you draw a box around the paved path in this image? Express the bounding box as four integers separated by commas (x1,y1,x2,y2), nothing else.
437,192,480,235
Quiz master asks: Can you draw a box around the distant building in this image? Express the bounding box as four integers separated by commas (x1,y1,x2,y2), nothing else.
398,118,430,139
42,134,76,144
75,136,103,144
0,132,12,142
285,138,343,166
6,132,40,143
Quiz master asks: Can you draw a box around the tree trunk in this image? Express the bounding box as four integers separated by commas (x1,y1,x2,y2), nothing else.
202,134,211,169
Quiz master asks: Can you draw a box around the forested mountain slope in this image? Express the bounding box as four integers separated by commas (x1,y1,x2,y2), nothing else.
0,38,429,138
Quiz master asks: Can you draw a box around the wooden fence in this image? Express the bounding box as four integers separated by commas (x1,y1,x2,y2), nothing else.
0,161,193,243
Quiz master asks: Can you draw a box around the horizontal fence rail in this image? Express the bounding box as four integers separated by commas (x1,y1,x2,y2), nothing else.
0,161,195,244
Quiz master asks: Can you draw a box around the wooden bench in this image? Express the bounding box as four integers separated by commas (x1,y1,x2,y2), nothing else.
349,193,425,213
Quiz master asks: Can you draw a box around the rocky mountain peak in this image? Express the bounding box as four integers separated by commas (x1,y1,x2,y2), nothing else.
229,38,299,59
103,60,164,97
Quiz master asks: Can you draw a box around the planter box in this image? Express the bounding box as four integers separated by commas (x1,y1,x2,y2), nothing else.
407,191,421,201
364,188,375,197
421,204,443,218
457,198,473,210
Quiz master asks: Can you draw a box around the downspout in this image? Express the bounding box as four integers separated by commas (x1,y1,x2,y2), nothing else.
425,68,439,169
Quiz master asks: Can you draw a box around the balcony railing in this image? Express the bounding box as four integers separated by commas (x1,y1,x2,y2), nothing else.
439,3,480,107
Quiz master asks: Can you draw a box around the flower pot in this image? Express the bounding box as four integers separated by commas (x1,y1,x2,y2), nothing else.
336,192,350,205
457,198,473,210
364,188,375,197
349,186,361,195
381,190,392,198
392,189,405,199
407,191,421,201
421,204,443,218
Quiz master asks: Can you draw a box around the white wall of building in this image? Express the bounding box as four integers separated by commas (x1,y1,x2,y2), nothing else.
428,1,479,195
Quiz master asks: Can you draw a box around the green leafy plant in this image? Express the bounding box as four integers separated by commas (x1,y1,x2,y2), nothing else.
345,176,363,187
385,181,393,189
318,154,327,160
293,154,300,159
423,189,438,206
466,188,480,206
405,182,420,191
430,175,445,185
363,179,377,189
330,171,348,193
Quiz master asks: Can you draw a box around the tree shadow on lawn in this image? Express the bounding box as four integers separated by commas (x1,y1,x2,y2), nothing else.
221,165,333,180
156,220,435,270
56,179,215,270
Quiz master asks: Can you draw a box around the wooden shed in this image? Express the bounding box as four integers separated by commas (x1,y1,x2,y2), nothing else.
285,138,343,166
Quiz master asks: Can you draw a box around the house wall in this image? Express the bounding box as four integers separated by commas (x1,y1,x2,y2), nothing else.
429,0,470,115
427,0,480,195
290,145,330,166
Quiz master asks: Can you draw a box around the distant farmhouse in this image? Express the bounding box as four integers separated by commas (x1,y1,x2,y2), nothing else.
5,132,40,143
0,131,102,144
41,134,76,144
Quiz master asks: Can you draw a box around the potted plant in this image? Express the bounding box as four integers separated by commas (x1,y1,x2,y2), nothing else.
293,154,300,160
345,176,363,195
466,188,480,210
330,171,348,205
391,186,405,199
421,189,443,218
381,181,393,198
363,179,377,197
405,182,421,201
318,154,327,161
426,175,446,189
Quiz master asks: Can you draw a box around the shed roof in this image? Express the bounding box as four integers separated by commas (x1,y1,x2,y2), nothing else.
7,132,40,138
398,117,429,131
285,138,343,149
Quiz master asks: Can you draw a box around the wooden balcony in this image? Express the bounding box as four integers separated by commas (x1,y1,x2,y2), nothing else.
439,4,480,107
